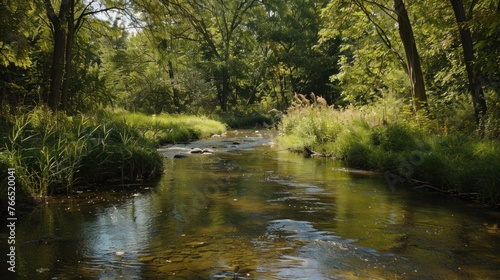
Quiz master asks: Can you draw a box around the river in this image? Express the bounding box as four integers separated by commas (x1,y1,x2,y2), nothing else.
1,130,500,279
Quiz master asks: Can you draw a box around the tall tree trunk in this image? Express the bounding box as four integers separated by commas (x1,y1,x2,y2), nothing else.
168,60,180,113
394,0,427,111
47,27,66,111
61,0,75,112
450,0,487,123
219,66,229,112
44,0,72,112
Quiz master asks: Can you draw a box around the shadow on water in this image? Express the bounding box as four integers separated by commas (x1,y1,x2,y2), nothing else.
1,130,500,279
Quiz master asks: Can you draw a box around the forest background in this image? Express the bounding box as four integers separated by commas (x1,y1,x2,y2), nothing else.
1,0,499,209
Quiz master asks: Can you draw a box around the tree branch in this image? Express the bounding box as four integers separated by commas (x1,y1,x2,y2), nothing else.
44,0,58,24
363,0,398,22
353,0,407,72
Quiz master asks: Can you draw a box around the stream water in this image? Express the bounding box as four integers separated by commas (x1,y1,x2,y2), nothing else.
1,130,500,279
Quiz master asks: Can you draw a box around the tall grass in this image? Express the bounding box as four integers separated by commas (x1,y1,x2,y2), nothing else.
277,96,500,206
0,107,164,201
112,112,227,145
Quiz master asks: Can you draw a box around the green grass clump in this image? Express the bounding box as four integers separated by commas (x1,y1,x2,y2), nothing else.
113,112,227,145
76,120,163,186
277,98,500,206
0,107,163,202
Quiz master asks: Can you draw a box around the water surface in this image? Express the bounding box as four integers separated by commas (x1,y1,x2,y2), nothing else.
2,130,500,279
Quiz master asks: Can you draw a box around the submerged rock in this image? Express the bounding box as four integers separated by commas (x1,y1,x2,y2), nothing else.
186,241,210,248
174,154,188,158
190,148,204,154
138,255,157,262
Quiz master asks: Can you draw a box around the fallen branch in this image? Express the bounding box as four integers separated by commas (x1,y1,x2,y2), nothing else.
412,184,452,193
303,146,327,158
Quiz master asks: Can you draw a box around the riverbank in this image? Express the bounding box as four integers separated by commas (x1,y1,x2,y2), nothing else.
0,107,227,216
276,97,500,207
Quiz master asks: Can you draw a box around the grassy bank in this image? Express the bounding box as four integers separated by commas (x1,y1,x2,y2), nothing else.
0,108,227,215
277,97,500,206
113,111,227,145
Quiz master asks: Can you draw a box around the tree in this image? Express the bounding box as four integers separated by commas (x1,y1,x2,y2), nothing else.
320,0,426,110
450,0,488,123
43,0,126,112
159,0,259,112
394,0,427,110
254,0,339,109
43,0,72,111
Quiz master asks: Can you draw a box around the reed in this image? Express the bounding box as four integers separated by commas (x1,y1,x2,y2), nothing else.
0,107,163,200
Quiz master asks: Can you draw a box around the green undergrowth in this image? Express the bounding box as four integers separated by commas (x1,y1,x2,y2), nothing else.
277,97,500,206
113,111,227,145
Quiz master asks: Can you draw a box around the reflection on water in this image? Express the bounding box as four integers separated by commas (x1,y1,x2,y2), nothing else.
2,130,500,279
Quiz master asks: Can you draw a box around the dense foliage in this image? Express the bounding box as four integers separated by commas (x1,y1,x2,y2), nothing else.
1,0,340,114
2,0,498,116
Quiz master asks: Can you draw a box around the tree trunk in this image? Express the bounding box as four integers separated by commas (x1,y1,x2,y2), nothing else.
44,0,72,112
61,0,75,112
450,0,487,123
168,60,180,113
47,26,66,111
219,66,229,112
394,0,427,111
